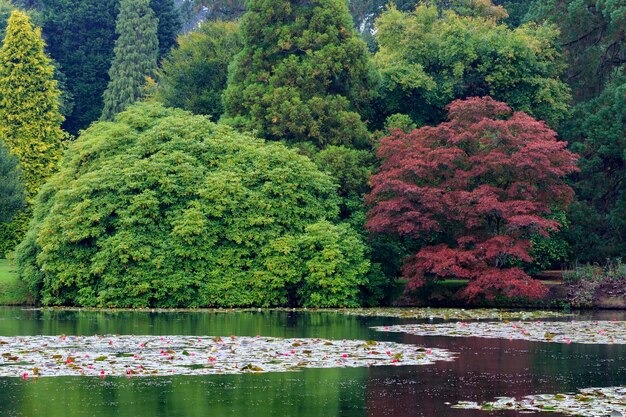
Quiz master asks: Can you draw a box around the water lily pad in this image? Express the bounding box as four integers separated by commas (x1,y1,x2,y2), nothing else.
0,335,456,378
373,320,626,345
453,386,626,416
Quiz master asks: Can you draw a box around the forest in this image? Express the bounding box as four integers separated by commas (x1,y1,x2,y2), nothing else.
0,0,623,308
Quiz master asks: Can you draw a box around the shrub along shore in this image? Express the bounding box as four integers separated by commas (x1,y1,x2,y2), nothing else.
2,257,623,309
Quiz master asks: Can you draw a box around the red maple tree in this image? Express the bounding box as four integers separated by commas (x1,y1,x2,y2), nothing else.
366,97,579,299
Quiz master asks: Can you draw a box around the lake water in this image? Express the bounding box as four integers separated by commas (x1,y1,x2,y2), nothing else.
1,307,625,417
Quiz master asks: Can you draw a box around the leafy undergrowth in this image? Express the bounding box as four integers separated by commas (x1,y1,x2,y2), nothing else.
0,335,456,378
454,386,626,416
373,320,626,345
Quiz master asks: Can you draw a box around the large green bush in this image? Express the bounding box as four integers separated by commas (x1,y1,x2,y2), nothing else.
16,103,370,308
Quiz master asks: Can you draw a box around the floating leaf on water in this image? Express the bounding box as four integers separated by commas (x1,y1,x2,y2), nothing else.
0,335,456,378
374,320,626,345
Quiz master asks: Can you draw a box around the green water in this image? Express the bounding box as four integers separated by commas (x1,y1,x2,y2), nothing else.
0,308,625,417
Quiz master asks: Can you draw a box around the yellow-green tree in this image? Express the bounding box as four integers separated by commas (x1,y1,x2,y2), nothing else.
0,10,65,255
0,10,65,199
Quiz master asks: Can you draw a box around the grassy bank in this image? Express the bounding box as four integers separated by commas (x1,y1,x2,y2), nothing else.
0,258,29,305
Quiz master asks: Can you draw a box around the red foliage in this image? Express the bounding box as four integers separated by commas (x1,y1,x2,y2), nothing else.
366,97,579,299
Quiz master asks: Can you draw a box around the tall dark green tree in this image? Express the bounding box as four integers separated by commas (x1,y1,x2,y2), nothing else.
524,1,624,263
35,0,119,134
563,72,626,261
525,0,625,102
150,0,181,59
0,141,24,224
101,0,158,120
222,0,378,149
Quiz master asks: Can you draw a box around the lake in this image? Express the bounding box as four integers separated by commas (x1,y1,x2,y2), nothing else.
0,307,625,417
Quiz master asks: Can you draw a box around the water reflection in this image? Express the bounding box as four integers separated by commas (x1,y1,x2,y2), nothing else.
0,308,624,417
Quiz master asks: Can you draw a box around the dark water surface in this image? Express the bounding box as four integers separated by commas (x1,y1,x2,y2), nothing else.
0,307,625,417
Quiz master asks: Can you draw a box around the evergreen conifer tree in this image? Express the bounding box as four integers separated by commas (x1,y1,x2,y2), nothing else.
0,10,65,198
34,0,119,134
222,0,378,149
101,0,158,120
151,0,181,59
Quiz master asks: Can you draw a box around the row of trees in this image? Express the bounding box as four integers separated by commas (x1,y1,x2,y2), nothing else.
0,0,623,305
2,0,180,134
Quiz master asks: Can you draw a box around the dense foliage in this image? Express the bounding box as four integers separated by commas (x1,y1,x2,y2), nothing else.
0,0,620,305
222,0,378,149
525,0,625,102
16,103,371,308
156,20,241,120
564,73,626,261
366,97,579,299
101,0,158,120
521,0,624,265
0,141,25,223
374,4,571,127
